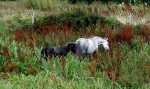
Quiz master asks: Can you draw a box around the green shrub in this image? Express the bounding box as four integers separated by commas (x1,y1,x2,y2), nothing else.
67,0,145,5
43,10,106,32
0,55,6,69
104,16,122,30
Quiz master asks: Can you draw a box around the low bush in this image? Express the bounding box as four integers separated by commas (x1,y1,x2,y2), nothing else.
42,10,121,32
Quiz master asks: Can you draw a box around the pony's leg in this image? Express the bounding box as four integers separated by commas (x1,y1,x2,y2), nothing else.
90,50,98,62
76,48,83,61
48,55,53,61
93,50,98,60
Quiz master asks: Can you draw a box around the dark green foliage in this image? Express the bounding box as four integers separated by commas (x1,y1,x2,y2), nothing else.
67,0,149,5
0,56,5,66
42,10,119,32
104,16,122,29
68,0,95,4
59,11,101,31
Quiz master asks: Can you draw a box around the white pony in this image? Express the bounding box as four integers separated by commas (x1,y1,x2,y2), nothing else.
75,36,109,55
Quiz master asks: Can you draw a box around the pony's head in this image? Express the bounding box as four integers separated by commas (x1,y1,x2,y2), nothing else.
101,38,109,50
91,36,110,50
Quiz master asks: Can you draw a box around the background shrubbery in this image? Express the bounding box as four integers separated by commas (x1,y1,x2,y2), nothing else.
67,0,149,5
9,10,120,32
1,0,149,5
16,0,150,10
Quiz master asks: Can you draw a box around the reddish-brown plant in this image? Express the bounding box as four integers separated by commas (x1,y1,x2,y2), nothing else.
104,68,118,81
15,30,25,41
62,22,73,34
140,24,150,42
101,11,110,17
144,64,150,70
27,64,37,75
114,25,134,44
26,34,37,48
3,60,18,73
0,47,11,58
14,29,32,42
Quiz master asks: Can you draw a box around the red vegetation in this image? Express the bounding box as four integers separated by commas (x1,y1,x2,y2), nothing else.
0,47,11,58
114,25,134,44
14,29,38,48
14,23,74,48
14,29,33,41
62,22,73,34
100,11,110,17
3,60,18,73
39,24,58,36
15,30,25,41
15,28,33,40
104,69,118,81
27,64,37,75
26,34,37,48
37,23,73,36
140,24,150,42
105,29,114,42
144,64,150,70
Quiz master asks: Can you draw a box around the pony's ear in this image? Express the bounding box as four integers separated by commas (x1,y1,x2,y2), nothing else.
104,37,108,40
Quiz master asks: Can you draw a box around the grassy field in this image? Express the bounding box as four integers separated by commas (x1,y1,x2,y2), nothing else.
0,1,150,89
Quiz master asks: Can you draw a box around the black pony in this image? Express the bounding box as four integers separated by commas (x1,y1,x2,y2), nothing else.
41,42,80,61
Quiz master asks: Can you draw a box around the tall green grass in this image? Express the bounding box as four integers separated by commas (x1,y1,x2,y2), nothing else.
0,72,116,89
